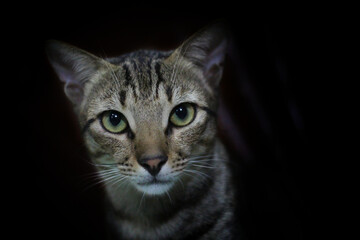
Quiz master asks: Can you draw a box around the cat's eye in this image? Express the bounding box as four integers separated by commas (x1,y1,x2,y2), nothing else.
101,111,128,134
170,103,196,127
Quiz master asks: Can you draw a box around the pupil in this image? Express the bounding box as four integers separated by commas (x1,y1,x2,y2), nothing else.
109,112,121,126
175,106,188,120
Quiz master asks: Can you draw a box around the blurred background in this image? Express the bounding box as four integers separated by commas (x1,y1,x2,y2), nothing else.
17,6,323,240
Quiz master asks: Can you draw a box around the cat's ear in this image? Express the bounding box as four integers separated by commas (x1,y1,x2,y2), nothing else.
177,23,228,90
46,40,104,105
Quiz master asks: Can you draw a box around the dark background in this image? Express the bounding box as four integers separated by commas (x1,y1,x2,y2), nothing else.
15,6,326,240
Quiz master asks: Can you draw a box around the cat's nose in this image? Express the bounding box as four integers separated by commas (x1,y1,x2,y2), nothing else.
138,155,168,176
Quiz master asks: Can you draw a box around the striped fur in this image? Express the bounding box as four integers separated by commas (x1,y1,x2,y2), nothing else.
46,23,236,240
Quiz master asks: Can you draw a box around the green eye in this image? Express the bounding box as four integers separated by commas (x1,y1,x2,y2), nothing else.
101,111,128,133
170,103,196,127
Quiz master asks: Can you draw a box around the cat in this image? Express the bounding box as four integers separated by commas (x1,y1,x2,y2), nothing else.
46,23,237,240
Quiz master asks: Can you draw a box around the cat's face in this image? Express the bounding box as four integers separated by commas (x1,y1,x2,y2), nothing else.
81,52,218,195
46,24,227,195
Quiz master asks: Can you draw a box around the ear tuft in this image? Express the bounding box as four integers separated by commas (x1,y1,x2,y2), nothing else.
45,40,103,106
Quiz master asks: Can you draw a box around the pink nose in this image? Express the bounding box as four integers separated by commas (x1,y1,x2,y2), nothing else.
138,155,168,176
146,159,162,168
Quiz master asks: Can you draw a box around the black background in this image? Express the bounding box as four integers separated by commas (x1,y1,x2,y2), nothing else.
13,6,328,240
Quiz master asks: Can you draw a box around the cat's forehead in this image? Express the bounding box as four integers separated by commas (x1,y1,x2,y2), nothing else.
106,49,171,65
83,50,210,120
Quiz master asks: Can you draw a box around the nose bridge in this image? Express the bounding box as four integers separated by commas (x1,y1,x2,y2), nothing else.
135,122,167,160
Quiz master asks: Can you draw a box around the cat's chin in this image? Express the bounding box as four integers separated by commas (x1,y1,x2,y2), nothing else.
134,181,174,195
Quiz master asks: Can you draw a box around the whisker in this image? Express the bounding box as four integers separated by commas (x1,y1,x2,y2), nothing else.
138,192,146,211
188,159,213,164
80,168,117,183
171,167,185,174
188,153,215,158
165,190,172,204
181,171,193,179
176,176,185,191
82,169,121,191
181,171,210,185
108,175,129,188
115,173,134,188
190,164,216,169
183,169,211,180
186,155,215,161
98,169,120,177
98,172,121,184
89,162,118,167
189,157,227,163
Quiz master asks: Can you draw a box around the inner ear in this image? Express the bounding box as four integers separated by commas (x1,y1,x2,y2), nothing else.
46,40,106,107
64,82,84,104
202,39,227,89
204,64,223,90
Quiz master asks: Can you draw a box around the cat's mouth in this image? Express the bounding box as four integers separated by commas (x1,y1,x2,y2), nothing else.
134,178,174,195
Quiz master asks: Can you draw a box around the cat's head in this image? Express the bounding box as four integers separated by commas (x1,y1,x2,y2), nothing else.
46,24,227,195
